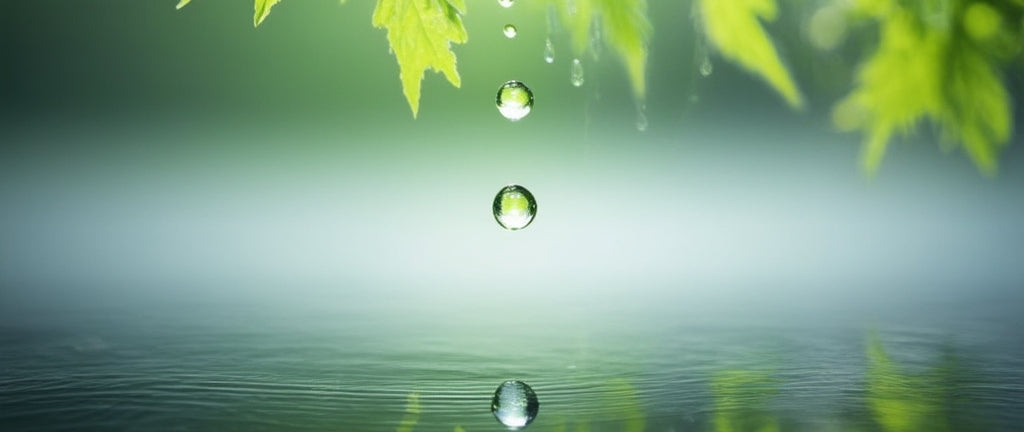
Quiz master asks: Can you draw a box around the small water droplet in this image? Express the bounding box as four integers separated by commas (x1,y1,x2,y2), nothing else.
496,81,534,121
491,380,540,429
699,56,713,77
570,58,584,87
635,104,648,131
503,24,518,38
493,185,537,230
498,0,514,8
543,38,555,63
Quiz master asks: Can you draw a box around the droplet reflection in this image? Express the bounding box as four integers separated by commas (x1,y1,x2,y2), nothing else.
504,24,518,38
544,38,555,63
496,81,534,121
493,185,537,231
570,58,584,87
491,380,540,429
498,0,514,8
700,56,713,77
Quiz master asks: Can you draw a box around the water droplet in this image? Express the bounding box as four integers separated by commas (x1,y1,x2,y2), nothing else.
503,24,518,38
491,380,540,429
543,38,555,63
498,0,514,8
496,81,534,122
699,56,713,77
493,185,537,231
570,58,584,87
635,104,648,132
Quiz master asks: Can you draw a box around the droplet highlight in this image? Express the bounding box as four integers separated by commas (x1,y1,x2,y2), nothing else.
491,380,540,429
699,56,713,77
498,0,514,8
503,24,518,38
543,38,555,64
635,104,648,132
493,185,537,231
570,58,584,87
496,81,534,122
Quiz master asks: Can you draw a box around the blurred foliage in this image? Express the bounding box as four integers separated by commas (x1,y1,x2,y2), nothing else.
834,0,1022,175
552,0,652,100
710,370,781,432
698,0,804,108
176,0,1023,175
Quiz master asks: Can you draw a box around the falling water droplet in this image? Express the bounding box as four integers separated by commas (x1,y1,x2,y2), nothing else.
543,38,555,63
498,0,514,8
491,380,540,429
492,185,537,231
503,24,518,38
570,58,584,87
635,104,648,132
699,56,713,77
496,81,534,121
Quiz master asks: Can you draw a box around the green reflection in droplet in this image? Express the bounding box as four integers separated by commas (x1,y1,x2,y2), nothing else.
496,81,534,121
493,185,537,231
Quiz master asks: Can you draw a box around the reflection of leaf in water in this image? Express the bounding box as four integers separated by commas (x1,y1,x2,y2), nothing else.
603,378,646,432
833,0,1014,175
554,0,652,99
710,370,779,432
866,333,951,432
544,378,644,432
373,0,467,118
698,0,803,108
396,392,421,432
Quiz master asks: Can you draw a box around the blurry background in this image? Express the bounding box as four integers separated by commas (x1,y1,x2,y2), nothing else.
1,1,1023,431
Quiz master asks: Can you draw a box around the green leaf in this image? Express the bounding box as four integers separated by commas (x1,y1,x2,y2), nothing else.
254,0,281,27
698,0,804,108
833,0,1013,175
372,0,467,118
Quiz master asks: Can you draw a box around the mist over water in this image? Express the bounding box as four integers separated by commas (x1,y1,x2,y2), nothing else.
2,1,1024,431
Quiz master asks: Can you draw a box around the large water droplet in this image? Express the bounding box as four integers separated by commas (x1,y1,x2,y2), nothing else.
493,185,537,231
699,56,713,77
570,58,584,87
498,0,514,8
543,38,555,63
503,24,518,38
491,380,540,429
496,81,534,121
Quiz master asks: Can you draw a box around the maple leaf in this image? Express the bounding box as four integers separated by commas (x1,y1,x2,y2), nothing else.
372,0,468,118
698,0,803,108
